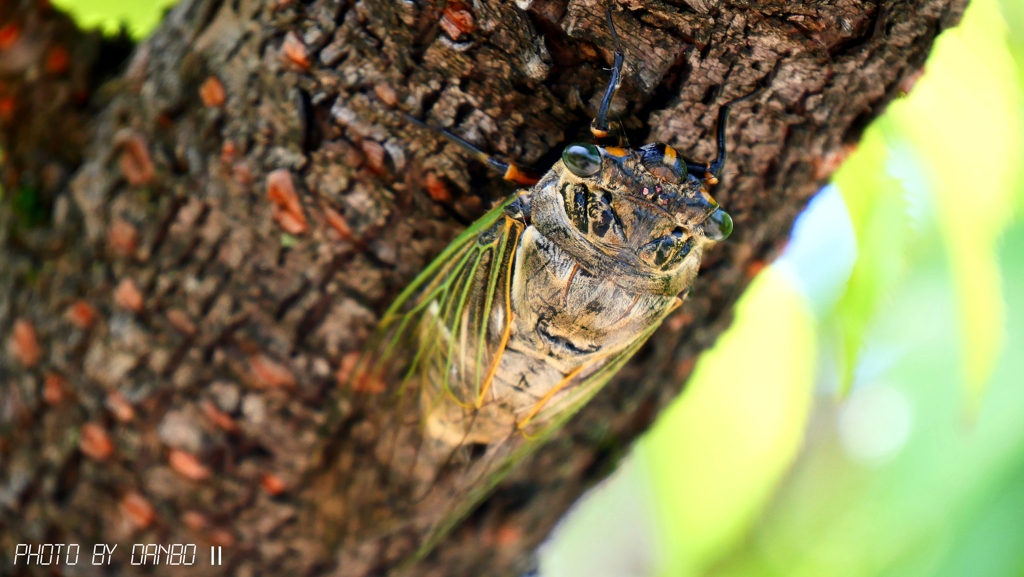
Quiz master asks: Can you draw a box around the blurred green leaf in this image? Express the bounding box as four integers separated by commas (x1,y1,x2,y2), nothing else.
640,268,818,577
52,0,178,39
827,0,1022,405
884,0,1022,408
830,124,909,394
704,207,1024,577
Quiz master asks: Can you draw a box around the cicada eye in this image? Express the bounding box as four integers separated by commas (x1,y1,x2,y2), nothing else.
704,207,733,241
562,143,602,177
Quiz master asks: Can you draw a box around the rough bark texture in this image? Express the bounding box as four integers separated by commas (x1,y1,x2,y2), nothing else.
1,0,963,575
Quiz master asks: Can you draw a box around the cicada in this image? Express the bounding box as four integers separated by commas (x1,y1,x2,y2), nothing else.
345,2,760,565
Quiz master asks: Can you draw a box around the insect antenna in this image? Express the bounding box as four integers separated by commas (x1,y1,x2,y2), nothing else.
590,1,626,146
402,113,539,186
699,86,765,184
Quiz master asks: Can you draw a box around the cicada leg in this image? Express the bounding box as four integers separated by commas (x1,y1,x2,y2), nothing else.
402,113,540,186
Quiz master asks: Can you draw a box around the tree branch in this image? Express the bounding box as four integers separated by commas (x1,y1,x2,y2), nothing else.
0,0,965,575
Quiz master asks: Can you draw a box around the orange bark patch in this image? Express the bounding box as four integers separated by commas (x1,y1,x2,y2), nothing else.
43,373,67,405
182,510,208,530
351,366,386,394
745,259,766,279
66,300,97,329
115,278,144,312
80,423,114,461
261,473,287,496
814,143,858,180
0,97,15,122
249,354,297,388
166,309,197,335
440,2,475,40
579,42,598,59
168,449,211,481
201,400,237,433
220,140,237,164
266,169,308,234
282,32,310,69
119,134,155,186
374,83,398,107
45,45,70,75
106,391,136,422
335,351,361,386
496,524,522,547
0,23,20,49
107,218,139,256
9,318,41,367
323,205,354,241
208,529,236,547
199,76,226,107
425,172,451,203
361,140,386,173
675,356,697,380
120,492,155,529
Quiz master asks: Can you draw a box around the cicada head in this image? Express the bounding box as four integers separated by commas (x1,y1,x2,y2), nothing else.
635,143,732,240
603,143,732,241
535,141,733,290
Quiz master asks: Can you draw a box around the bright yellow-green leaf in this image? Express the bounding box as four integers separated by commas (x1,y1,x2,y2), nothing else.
640,267,817,577
52,0,178,39
885,0,1023,408
830,123,909,394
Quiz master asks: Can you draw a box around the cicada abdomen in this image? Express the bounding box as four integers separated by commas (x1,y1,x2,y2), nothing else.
345,2,762,564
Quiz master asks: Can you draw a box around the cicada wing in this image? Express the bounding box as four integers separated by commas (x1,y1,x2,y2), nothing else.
354,195,520,397
349,196,525,487
413,313,671,557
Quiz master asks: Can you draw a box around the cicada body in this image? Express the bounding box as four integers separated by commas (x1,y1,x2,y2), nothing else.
343,3,760,565
364,141,733,442
351,143,743,555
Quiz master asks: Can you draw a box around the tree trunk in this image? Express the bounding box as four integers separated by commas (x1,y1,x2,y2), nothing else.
0,0,964,575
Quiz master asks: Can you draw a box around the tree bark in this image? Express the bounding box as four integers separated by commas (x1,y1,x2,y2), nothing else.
1,0,964,575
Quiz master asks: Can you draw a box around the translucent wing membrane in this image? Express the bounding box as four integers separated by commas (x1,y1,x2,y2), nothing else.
355,196,523,414
345,196,527,558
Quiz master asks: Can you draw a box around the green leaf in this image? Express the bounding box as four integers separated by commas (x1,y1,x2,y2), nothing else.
830,123,909,395
885,0,1023,408
640,268,818,577
52,0,178,39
